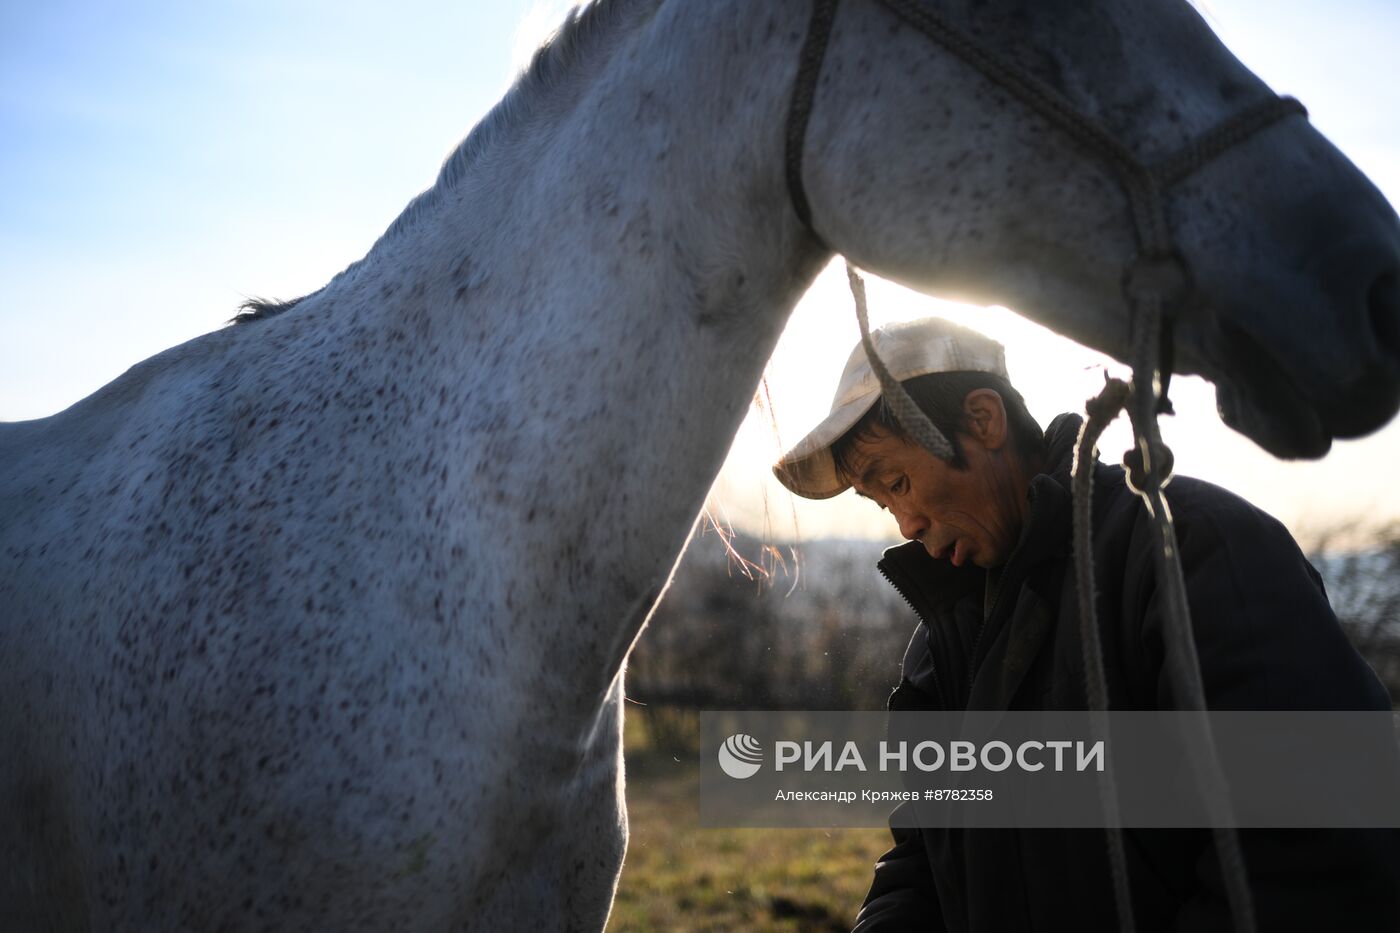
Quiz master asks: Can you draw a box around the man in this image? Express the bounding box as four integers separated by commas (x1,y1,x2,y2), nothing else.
772,317,1400,932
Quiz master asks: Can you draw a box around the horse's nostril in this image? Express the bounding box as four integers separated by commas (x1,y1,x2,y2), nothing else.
1369,269,1400,362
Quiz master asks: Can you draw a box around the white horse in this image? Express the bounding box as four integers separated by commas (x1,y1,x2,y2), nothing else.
2,0,1397,929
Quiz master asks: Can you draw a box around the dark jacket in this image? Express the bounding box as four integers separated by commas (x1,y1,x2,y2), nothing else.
852,414,1400,933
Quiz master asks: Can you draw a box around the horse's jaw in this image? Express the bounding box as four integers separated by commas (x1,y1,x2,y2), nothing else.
1191,185,1400,460
1211,336,1400,461
1212,354,1333,460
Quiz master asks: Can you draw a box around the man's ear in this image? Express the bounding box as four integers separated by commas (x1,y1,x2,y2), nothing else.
962,388,1009,450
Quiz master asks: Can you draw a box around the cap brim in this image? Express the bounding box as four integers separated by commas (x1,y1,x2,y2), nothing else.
772,391,881,499
771,318,1009,500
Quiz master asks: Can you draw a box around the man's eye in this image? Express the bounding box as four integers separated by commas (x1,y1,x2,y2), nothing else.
890,476,909,495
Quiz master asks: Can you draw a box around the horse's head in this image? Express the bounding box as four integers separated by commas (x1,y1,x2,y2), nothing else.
797,0,1399,458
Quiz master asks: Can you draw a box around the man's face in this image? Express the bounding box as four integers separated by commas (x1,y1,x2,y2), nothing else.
846,421,1030,570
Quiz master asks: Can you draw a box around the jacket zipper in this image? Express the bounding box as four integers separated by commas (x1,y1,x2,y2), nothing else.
965,526,1037,692
878,560,949,711
967,570,1000,690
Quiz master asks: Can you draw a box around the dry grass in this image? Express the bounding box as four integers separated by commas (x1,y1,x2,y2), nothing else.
605,710,892,932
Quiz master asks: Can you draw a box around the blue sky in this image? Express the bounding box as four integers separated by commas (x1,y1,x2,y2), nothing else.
3,0,1399,544
1,1,540,412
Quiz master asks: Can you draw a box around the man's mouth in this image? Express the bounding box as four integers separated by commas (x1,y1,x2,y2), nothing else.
925,537,968,567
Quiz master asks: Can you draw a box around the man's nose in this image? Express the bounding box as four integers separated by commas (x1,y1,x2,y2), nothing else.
895,509,928,543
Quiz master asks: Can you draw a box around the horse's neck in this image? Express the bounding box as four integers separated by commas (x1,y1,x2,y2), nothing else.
318,0,825,715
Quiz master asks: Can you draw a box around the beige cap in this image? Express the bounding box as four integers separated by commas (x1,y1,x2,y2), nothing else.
772,317,1008,499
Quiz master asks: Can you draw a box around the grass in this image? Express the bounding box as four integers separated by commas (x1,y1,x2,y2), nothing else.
605,710,893,932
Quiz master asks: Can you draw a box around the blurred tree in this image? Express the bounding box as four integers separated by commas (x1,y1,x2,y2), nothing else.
630,526,1400,725
626,533,912,725
1310,525,1400,706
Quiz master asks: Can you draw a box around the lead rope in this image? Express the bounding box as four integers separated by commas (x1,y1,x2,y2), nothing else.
1120,284,1259,933
1068,285,1255,933
1070,376,1135,931
788,3,1309,930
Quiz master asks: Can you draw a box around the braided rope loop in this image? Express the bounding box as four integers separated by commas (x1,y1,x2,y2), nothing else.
784,0,839,248
846,263,956,461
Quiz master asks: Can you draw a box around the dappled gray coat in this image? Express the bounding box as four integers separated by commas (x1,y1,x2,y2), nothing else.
853,414,1400,933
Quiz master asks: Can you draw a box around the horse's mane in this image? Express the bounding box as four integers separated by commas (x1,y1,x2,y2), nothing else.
233,0,657,325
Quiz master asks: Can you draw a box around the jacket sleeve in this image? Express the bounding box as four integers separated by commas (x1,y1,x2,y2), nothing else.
1131,484,1400,932
852,803,946,932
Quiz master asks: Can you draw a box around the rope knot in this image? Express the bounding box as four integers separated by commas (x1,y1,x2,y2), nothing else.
1085,376,1131,428
1122,251,1190,313
1123,438,1175,495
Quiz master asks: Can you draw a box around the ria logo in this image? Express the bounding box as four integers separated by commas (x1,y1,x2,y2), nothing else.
718,733,764,779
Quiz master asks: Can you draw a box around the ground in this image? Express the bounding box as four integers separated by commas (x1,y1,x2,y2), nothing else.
606,710,892,932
